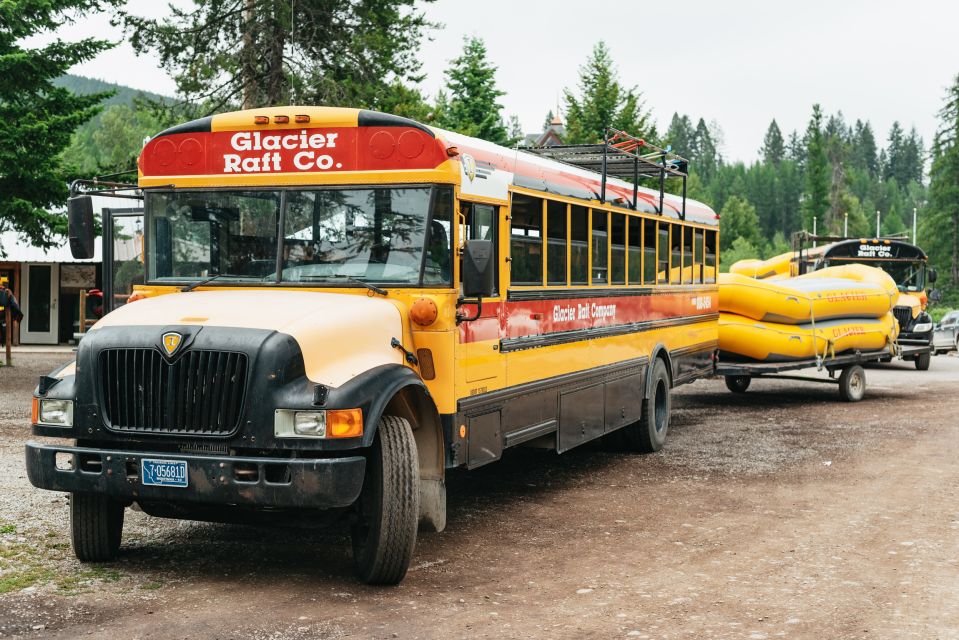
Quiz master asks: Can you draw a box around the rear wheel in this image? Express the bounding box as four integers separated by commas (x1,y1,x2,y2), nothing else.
724,375,751,393
838,365,866,402
70,493,124,562
915,351,931,371
351,415,419,585
618,359,671,453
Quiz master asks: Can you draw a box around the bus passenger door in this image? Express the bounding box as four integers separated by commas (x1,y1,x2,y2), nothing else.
460,202,504,389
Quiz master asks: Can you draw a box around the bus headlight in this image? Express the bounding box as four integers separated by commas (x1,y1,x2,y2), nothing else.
913,322,932,333
275,409,363,439
38,399,73,427
293,411,326,436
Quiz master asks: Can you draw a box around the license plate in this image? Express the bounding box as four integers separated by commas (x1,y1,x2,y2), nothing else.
141,458,188,488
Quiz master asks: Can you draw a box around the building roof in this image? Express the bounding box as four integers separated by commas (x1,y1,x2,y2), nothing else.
0,231,101,263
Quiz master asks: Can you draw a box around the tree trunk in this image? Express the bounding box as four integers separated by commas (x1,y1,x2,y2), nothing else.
265,1,286,106
952,210,958,286
241,0,257,110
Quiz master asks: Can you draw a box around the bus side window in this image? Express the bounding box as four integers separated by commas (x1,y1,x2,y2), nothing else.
546,200,567,285
591,209,608,285
670,225,682,284
643,219,656,285
657,223,670,284
510,194,543,286
610,213,626,285
682,226,694,285
570,205,588,285
461,201,498,295
694,229,704,284
704,230,717,283
627,216,642,285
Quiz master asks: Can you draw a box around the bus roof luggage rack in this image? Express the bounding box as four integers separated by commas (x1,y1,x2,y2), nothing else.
519,127,689,219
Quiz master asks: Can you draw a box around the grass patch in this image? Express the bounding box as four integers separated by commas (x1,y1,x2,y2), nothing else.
0,524,15,535
140,581,163,590
0,566,55,594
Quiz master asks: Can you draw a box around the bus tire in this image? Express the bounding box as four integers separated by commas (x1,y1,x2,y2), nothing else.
620,358,671,453
914,351,931,371
724,375,751,393
70,493,124,562
351,415,419,585
838,365,866,402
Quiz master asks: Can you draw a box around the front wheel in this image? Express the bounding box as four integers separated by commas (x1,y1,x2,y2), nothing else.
838,365,866,402
914,351,931,371
351,415,419,585
70,493,124,562
724,375,751,393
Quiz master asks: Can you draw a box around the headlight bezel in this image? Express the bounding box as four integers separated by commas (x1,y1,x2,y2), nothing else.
37,398,74,427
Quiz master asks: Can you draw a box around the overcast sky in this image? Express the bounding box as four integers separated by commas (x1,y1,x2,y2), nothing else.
31,0,959,162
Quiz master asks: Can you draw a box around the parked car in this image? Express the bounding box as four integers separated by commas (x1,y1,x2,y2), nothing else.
933,310,959,354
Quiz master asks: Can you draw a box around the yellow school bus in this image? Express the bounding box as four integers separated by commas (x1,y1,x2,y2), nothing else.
26,107,719,584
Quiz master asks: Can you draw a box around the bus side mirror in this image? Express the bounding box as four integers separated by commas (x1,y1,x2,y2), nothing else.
928,267,938,284
68,195,96,259
462,240,494,298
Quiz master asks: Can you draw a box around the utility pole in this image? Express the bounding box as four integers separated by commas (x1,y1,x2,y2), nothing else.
912,207,917,244
876,210,881,237
844,212,849,237
813,216,817,247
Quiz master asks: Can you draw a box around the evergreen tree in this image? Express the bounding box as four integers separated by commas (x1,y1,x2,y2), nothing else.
433,37,510,145
924,74,959,285
850,119,878,176
761,119,785,165
787,129,806,166
0,0,120,251
801,105,831,232
693,118,719,181
123,0,434,114
719,195,761,251
665,112,695,158
563,41,655,144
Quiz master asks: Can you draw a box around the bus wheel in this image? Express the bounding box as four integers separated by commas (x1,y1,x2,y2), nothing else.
619,359,671,453
724,375,751,393
914,352,931,371
838,365,866,402
351,415,419,585
70,493,124,562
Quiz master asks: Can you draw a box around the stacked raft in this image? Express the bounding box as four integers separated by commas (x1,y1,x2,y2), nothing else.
718,264,900,361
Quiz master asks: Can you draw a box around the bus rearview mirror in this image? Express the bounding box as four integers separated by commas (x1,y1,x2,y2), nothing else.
68,195,96,259
928,267,938,284
462,240,494,298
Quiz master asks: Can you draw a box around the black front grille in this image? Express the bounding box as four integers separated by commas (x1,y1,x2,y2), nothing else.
99,348,248,435
893,306,913,331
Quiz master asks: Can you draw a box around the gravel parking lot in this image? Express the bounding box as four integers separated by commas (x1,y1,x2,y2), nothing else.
1,353,958,639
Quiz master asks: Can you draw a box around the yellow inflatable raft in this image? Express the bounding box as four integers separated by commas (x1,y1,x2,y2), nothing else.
718,312,898,362
729,251,794,279
718,264,898,324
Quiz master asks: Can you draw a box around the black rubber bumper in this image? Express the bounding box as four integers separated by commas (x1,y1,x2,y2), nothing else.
25,442,366,509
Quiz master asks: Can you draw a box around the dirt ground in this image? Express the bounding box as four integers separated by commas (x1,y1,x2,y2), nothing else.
1,353,958,639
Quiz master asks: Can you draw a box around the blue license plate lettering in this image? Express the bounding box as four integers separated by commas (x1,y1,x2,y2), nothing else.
141,458,188,488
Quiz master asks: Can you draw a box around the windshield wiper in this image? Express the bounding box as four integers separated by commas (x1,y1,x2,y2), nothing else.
181,273,257,292
293,274,389,296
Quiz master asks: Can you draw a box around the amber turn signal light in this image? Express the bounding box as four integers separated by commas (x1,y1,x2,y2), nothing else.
254,116,269,125
327,409,363,438
295,114,310,124
31,397,39,425
410,297,438,326
274,115,290,124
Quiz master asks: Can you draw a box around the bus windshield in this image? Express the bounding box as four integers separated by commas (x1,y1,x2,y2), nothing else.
146,186,453,286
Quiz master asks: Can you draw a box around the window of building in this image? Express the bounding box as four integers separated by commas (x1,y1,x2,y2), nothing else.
592,209,608,285
510,193,543,285
570,205,588,285
610,213,626,285
546,200,568,285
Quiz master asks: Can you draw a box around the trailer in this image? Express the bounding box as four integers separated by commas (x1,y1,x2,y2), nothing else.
715,345,931,402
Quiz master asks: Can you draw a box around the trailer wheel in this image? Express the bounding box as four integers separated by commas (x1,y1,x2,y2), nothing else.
351,415,419,585
838,365,866,402
914,351,931,371
724,375,751,393
70,493,124,562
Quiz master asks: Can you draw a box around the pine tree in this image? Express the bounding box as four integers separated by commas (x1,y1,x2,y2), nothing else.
433,37,511,145
563,42,656,144
665,113,695,158
719,195,761,251
850,119,878,176
924,74,959,285
802,105,831,232
0,0,120,252
693,118,719,181
761,119,785,165
123,0,434,114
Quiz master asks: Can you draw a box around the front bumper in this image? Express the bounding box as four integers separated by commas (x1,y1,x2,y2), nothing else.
25,442,366,509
